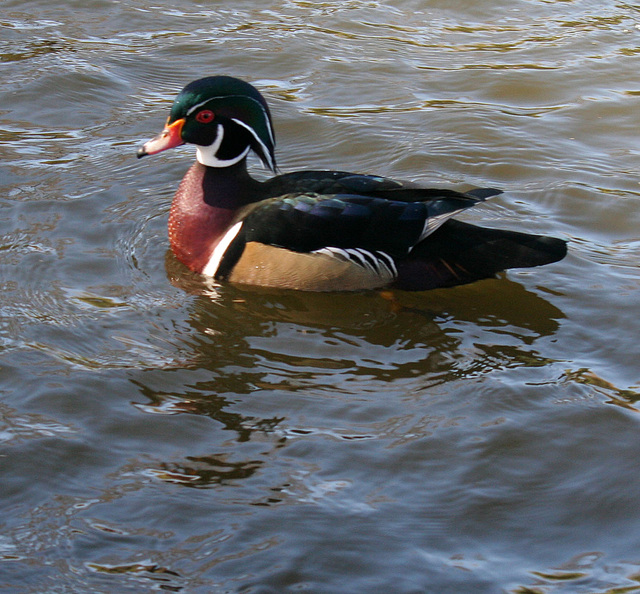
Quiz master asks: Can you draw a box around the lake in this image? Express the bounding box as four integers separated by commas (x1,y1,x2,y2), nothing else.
1,0,639,592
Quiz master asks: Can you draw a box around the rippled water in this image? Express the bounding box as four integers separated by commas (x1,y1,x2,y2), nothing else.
1,0,640,592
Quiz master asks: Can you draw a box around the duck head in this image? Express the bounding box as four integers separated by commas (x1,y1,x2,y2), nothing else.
137,76,277,172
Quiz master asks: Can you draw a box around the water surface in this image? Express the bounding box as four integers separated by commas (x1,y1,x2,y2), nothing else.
1,0,640,592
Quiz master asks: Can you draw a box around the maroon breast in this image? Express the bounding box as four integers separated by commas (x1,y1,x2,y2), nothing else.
168,163,236,274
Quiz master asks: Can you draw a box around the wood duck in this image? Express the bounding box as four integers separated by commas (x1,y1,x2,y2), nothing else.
137,76,566,291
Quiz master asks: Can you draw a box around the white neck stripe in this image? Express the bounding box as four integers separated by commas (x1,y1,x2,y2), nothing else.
202,221,244,277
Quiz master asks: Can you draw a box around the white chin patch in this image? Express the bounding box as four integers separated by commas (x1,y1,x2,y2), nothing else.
195,125,250,168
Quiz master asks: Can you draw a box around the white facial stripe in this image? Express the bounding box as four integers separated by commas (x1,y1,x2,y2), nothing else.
201,221,244,277
231,118,274,171
186,95,226,116
186,93,267,123
184,92,275,169
195,125,250,168
186,94,275,144
209,124,224,154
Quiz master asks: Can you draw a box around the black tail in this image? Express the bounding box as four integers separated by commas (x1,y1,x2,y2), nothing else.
394,219,567,291
465,187,503,200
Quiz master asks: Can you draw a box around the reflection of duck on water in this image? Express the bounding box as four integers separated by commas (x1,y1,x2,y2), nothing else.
139,76,566,292
141,268,568,490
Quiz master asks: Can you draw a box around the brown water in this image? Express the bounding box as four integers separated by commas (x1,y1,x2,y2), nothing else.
1,0,640,592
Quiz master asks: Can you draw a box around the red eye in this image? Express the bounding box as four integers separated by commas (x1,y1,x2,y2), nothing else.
195,110,215,123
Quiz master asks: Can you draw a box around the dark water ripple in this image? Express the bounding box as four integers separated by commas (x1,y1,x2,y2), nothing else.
1,0,640,592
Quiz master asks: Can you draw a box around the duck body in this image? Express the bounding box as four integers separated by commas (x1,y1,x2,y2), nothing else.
139,76,566,292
